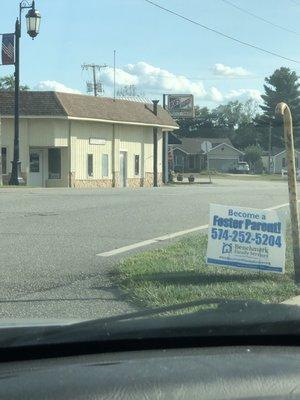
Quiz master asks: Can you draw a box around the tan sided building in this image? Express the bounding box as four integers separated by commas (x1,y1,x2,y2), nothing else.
0,91,178,187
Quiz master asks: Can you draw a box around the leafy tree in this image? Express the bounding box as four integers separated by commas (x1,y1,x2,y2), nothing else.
232,123,262,149
177,106,216,137
0,74,29,91
224,99,261,147
176,98,262,148
244,145,263,173
212,101,244,131
258,67,300,147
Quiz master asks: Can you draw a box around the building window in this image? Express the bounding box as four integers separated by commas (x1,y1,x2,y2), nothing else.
102,154,109,177
282,157,286,168
1,147,7,174
30,152,40,173
134,155,140,175
296,157,299,168
88,154,93,177
48,148,61,179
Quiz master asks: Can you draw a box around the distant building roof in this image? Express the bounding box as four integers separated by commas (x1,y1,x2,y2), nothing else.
168,132,182,144
172,137,232,154
262,148,300,156
0,91,178,129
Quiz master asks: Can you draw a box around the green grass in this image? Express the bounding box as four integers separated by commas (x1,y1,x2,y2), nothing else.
115,230,300,313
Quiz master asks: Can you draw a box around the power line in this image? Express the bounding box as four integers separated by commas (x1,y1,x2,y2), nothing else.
144,0,300,64
220,0,300,36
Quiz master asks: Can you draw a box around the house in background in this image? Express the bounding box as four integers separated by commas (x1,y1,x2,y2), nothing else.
207,142,244,172
169,136,244,172
261,148,300,173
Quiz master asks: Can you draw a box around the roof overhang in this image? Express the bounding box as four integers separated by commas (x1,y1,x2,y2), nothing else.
0,115,179,130
206,142,244,155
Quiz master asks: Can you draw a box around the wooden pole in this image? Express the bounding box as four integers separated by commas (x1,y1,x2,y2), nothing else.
275,102,300,283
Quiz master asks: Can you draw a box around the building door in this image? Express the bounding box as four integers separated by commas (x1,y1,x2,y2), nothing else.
119,151,127,187
29,149,44,186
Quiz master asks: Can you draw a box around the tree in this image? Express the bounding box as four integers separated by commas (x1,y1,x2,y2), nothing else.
258,67,300,147
232,123,262,149
0,74,29,91
212,101,244,131
176,106,216,137
244,145,264,173
226,99,261,148
176,99,261,145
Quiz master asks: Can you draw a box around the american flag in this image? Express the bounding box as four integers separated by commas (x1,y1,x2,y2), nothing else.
1,34,15,65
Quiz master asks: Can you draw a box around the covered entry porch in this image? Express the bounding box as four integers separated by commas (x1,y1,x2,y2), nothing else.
28,147,69,187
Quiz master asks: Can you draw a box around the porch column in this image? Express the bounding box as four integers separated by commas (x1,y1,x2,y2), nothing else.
0,118,2,186
162,131,169,183
112,124,120,187
68,121,76,187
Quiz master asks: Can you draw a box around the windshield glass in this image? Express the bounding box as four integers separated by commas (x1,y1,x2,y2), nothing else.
0,0,300,345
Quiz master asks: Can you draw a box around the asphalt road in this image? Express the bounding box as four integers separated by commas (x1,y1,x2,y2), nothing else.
0,178,295,321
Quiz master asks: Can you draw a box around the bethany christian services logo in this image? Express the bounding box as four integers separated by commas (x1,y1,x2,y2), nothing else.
222,243,233,254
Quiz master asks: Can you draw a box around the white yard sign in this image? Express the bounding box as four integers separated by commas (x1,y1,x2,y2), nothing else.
206,204,286,274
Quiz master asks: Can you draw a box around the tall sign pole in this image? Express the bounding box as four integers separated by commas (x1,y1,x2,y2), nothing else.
152,100,159,187
276,102,300,283
162,94,169,184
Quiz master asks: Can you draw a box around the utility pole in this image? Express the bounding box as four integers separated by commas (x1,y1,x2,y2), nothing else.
81,63,108,97
206,142,212,183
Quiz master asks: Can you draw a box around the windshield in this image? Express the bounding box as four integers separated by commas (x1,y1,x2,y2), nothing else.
0,0,300,346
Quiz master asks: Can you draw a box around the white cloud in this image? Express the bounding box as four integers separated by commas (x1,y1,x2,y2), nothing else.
101,61,207,98
100,61,260,104
101,68,138,86
34,62,260,104
224,88,261,101
212,63,251,78
207,87,224,102
34,80,81,94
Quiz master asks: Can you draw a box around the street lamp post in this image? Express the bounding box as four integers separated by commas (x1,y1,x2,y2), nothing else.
9,1,41,186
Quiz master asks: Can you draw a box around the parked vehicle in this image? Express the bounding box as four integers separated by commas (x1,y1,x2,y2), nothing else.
233,162,250,174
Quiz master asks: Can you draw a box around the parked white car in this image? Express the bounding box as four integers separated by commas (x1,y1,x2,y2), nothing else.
234,162,250,174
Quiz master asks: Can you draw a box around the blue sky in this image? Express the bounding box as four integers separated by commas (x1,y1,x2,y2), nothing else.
1,0,300,107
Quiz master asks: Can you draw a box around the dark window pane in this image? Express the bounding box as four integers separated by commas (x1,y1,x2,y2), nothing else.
48,148,61,179
30,152,40,173
88,154,93,177
134,155,139,175
1,147,6,174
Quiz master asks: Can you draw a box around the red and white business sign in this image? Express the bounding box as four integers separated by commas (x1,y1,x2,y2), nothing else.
167,94,194,118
